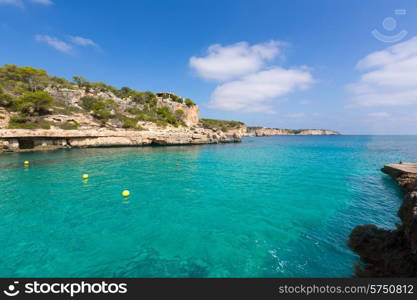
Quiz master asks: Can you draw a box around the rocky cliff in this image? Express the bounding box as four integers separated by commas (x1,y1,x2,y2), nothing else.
0,88,239,152
0,63,242,152
246,127,340,136
223,124,248,137
43,87,200,128
0,64,340,152
348,163,417,277
0,126,236,152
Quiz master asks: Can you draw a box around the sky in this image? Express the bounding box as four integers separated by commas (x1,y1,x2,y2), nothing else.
1,0,417,134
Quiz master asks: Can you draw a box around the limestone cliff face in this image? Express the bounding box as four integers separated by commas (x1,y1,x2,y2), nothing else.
348,163,417,277
246,127,340,136
44,87,200,127
0,86,239,152
0,126,239,152
0,108,9,129
157,98,199,127
224,125,248,137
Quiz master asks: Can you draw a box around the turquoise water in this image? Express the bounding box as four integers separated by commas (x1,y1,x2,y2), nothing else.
1,136,417,277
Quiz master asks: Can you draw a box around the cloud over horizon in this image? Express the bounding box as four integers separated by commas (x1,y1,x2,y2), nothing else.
190,41,314,112
210,67,314,112
35,34,100,54
350,36,417,107
35,34,72,54
68,35,99,48
189,41,283,81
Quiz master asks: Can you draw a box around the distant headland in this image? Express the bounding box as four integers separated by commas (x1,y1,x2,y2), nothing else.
0,64,339,152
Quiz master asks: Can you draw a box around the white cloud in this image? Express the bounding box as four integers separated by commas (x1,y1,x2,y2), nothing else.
0,0,23,6
28,0,52,5
368,112,390,118
35,34,72,54
190,41,315,113
189,41,284,81
350,36,417,106
0,0,52,6
209,67,314,112
68,36,99,48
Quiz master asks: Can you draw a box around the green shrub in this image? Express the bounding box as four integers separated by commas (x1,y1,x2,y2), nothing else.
92,102,111,123
0,93,14,107
174,109,184,120
8,115,51,129
170,94,183,103
0,64,50,94
80,96,98,111
185,98,195,107
50,76,73,88
115,87,134,98
131,91,157,106
155,106,181,126
16,91,54,116
122,118,137,129
126,107,141,115
59,121,79,130
200,119,244,131
73,76,116,93
80,96,117,124
136,113,150,121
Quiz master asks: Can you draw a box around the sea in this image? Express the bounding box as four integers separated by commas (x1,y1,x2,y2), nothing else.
1,135,416,277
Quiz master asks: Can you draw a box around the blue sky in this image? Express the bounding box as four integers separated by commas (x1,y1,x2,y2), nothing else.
1,0,417,134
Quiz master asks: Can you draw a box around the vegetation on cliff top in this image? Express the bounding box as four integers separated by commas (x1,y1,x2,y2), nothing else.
0,64,196,129
200,119,244,132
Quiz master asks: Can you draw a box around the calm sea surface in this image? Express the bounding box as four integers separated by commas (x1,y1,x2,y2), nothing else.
1,135,416,277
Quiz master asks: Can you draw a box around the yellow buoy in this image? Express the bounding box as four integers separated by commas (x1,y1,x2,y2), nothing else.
82,174,89,179
122,190,130,197
23,160,30,166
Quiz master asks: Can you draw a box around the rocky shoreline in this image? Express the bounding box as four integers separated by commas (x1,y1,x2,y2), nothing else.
0,127,240,152
348,162,417,277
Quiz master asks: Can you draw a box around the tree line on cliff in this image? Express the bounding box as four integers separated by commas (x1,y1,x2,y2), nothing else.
0,64,197,130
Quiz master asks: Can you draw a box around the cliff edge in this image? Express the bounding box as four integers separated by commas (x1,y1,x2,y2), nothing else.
348,163,417,277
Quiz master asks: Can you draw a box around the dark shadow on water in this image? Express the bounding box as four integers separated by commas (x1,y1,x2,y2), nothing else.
112,248,210,278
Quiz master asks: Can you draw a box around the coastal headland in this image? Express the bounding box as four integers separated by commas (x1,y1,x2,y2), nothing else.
348,162,417,277
0,64,338,152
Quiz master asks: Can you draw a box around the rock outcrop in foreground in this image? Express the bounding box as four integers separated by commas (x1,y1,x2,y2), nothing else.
348,162,417,277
